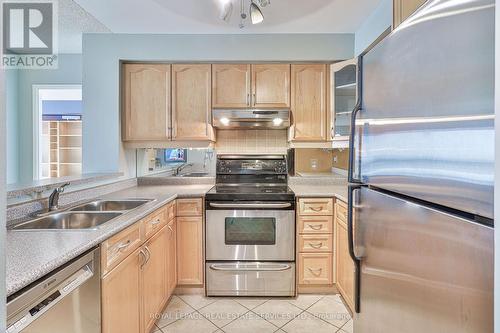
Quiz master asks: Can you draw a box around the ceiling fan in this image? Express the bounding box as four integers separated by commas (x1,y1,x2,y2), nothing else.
218,0,271,28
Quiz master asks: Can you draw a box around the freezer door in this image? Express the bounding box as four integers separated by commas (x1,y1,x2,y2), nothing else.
354,0,494,219
352,187,493,333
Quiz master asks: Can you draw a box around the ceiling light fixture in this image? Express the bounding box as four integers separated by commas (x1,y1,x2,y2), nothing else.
250,1,264,24
219,0,233,22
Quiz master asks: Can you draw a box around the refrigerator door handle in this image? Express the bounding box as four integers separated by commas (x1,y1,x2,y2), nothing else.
348,184,362,313
348,56,363,184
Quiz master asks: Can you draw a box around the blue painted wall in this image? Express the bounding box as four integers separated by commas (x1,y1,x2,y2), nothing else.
82,33,355,177
355,0,393,56
6,70,19,184
7,54,82,183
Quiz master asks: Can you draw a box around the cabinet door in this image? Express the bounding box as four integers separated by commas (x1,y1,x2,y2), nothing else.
393,0,427,28
291,64,328,141
172,64,214,141
251,64,290,108
177,216,203,285
102,248,142,333
212,64,251,108
122,64,171,141
331,59,357,140
335,213,355,312
142,226,168,332
166,219,177,299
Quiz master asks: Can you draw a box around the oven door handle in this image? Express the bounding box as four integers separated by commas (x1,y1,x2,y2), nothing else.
209,202,292,209
209,264,292,272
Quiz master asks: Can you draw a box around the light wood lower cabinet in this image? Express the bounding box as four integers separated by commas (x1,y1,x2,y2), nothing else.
297,197,334,288
101,200,183,333
335,200,355,312
299,253,333,285
142,226,168,333
177,216,203,285
166,219,177,299
102,248,142,333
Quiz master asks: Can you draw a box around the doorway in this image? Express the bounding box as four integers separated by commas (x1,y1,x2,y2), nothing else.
33,85,82,179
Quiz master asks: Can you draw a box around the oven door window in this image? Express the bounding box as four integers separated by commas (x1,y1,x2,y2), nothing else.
225,217,276,245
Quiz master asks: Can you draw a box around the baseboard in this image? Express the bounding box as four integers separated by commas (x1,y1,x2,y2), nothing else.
298,284,338,294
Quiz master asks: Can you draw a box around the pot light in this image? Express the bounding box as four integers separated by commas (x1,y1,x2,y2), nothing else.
250,1,264,24
272,118,283,126
220,117,230,126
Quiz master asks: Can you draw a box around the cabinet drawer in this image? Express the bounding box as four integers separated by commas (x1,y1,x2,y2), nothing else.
166,200,176,222
298,253,333,285
298,234,333,253
298,215,333,234
177,198,203,216
142,208,167,240
335,200,347,223
101,223,142,276
298,198,334,216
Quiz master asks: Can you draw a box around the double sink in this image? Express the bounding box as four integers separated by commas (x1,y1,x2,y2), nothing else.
11,199,154,231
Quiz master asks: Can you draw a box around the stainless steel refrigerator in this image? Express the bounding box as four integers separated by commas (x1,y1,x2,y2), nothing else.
348,0,495,332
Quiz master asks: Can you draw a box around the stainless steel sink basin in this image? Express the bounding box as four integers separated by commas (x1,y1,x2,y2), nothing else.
11,212,123,230
177,172,209,177
69,199,153,212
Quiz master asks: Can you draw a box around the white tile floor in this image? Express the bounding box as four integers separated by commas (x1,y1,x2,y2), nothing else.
151,294,353,333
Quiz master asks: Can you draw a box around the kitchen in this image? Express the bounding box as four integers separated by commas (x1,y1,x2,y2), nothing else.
0,0,497,332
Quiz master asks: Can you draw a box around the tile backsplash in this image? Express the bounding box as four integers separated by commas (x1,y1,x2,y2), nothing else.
215,130,288,154
295,148,349,174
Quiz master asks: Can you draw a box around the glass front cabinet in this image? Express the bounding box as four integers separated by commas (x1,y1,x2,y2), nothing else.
330,59,358,143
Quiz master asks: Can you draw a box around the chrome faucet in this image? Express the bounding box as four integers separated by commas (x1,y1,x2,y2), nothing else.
48,183,70,211
174,163,193,176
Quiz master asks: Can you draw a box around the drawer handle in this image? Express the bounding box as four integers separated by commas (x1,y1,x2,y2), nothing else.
310,207,324,212
308,224,323,230
117,240,131,250
139,249,147,268
168,224,173,232
309,242,323,249
151,218,161,226
307,267,323,276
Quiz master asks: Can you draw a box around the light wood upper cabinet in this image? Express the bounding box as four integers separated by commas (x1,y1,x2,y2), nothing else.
212,64,251,108
122,64,171,141
172,64,214,141
251,64,290,108
177,216,203,285
142,226,168,333
335,200,355,312
393,0,427,28
290,64,329,142
102,248,142,333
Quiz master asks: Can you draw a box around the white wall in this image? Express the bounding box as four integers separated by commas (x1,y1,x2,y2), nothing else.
82,33,355,178
354,0,392,56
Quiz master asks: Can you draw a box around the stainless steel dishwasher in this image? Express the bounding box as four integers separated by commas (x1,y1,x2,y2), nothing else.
7,248,101,333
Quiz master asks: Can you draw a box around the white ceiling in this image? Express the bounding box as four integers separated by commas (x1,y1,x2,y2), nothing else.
58,0,110,53
72,0,383,34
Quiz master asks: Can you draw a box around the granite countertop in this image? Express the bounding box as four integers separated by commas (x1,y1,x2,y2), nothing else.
6,184,213,297
6,179,348,297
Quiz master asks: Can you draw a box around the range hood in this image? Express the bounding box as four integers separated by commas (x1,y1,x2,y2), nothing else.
212,109,290,129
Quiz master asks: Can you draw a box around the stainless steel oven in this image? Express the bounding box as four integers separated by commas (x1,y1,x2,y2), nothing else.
205,155,296,297
206,203,295,261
